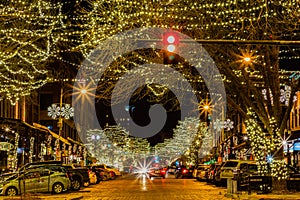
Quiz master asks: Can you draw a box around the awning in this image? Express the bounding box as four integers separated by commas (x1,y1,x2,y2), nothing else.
33,123,71,145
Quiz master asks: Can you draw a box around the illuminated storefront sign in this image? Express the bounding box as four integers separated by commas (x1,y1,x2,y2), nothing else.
0,142,14,151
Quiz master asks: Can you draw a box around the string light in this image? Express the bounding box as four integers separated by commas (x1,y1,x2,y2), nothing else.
1,0,299,105
245,109,288,179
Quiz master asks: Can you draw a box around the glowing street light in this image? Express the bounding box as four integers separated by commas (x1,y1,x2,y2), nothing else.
243,57,251,62
80,89,87,94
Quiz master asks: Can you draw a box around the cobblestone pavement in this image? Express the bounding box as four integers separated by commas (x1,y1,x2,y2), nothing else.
3,174,300,200
1,174,230,200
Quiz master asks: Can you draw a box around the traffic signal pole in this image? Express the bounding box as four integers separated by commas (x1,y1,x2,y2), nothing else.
139,39,300,46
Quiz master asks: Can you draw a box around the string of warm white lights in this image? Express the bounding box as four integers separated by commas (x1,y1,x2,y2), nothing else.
1,0,298,104
245,109,288,179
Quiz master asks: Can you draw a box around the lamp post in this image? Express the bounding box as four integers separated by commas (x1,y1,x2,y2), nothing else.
58,88,63,137
47,87,74,161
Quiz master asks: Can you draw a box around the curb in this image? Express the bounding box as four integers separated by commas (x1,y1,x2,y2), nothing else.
2,195,84,200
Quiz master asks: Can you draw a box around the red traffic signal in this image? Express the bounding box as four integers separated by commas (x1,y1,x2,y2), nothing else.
163,32,179,53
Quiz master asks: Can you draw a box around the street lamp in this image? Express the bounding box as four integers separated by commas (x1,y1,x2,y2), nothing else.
47,87,75,161
48,88,75,136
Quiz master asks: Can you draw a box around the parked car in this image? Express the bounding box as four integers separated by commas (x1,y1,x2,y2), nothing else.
220,160,256,180
92,164,121,179
168,165,177,175
0,169,70,196
0,172,18,184
18,161,63,172
62,164,90,190
192,164,205,179
194,165,210,181
88,170,97,185
214,162,226,186
89,165,112,182
175,165,195,179
207,163,222,183
286,165,300,191
236,162,259,191
148,167,167,179
17,161,89,191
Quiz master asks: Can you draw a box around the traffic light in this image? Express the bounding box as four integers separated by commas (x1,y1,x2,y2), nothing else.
162,32,179,64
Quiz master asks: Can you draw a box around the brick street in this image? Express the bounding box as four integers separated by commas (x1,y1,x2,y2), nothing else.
1,174,230,200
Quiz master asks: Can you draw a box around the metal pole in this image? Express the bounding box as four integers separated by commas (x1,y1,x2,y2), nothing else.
137,39,300,46
59,87,63,137
56,87,63,161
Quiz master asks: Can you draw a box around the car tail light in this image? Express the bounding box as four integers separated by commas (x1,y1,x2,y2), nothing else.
183,169,188,173
161,170,166,174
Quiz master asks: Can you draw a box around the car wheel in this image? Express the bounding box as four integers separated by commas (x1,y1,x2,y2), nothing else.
5,186,18,196
103,175,108,181
96,176,101,184
175,173,182,179
52,182,64,194
72,179,81,191
110,172,116,180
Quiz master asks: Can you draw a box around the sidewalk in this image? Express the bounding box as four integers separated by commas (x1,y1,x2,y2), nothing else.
226,191,300,200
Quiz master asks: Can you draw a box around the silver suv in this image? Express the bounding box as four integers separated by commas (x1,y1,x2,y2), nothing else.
0,168,70,196
220,160,256,179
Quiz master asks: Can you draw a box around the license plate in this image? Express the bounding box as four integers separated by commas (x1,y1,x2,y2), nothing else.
155,171,160,173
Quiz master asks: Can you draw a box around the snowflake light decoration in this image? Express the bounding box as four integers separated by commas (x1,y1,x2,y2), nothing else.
47,103,74,119
262,89,274,105
47,104,60,119
263,86,297,106
60,104,74,119
213,119,224,131
280,85,291,106
223,119,234,131
213,119,234,131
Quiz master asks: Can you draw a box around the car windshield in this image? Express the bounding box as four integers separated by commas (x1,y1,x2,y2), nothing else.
223,161,238,167
248,164,258,172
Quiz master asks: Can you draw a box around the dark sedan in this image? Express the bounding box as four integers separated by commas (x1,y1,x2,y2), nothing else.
175,166,195,179
148,167,167,179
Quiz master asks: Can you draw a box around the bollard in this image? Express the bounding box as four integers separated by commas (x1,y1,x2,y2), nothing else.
227,178,233,194
232,179,238,194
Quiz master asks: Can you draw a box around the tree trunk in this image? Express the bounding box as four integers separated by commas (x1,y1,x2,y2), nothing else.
272,178,287,194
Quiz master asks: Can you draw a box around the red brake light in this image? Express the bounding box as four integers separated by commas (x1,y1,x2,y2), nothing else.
183,169,188,173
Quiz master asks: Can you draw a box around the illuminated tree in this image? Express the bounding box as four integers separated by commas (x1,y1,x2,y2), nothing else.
75,0,300,188
2,0,299,188
185,122,209,165
0,1,60,103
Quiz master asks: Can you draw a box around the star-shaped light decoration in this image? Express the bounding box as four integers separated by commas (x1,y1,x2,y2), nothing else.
232,47,258,70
